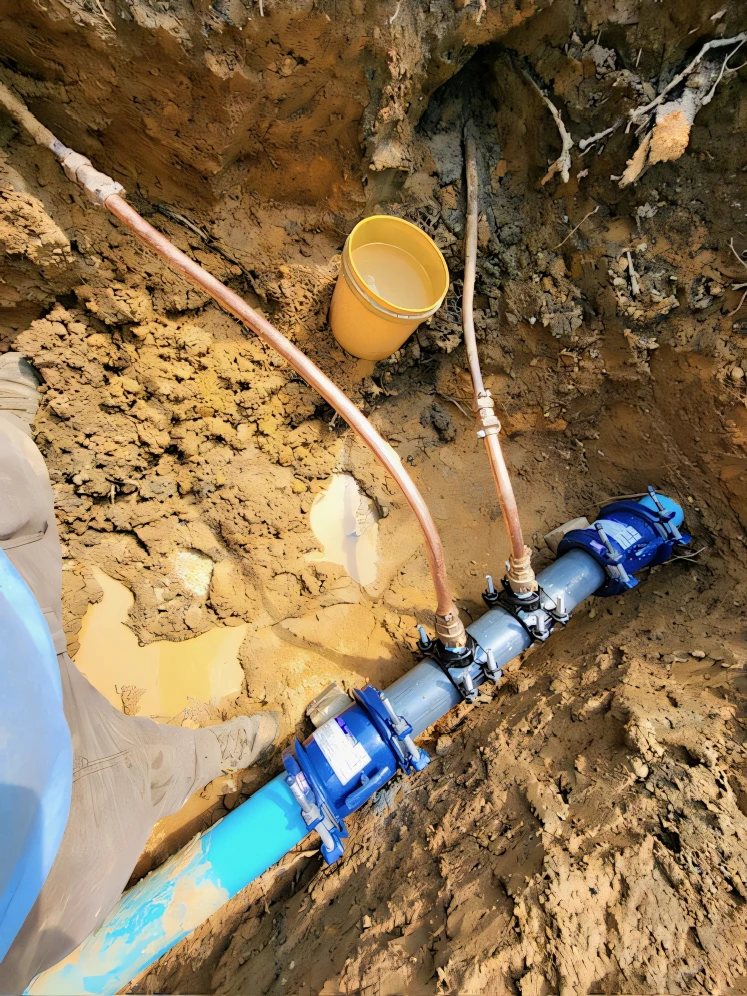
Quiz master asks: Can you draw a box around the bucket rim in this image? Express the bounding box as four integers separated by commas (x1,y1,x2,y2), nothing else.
341,250,444,321
344,214,449,317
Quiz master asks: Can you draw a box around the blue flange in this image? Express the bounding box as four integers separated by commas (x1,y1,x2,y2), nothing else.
282,686,430,865
557,489,689,596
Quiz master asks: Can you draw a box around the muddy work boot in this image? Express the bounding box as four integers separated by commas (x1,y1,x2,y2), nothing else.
0,352,41,432
211,712,279,771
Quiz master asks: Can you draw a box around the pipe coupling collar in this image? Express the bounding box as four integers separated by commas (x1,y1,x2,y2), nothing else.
60,151,125,205
435,610,467,648
507,545,538,595
475,391,501,439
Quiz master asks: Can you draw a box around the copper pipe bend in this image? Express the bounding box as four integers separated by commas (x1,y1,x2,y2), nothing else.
0,81,466,643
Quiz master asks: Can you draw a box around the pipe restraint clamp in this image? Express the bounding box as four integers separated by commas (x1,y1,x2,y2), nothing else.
282,685,429,864
556,488,691,597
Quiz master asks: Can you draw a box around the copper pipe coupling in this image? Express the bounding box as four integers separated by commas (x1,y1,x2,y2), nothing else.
435,610,467,648
475,392,501,438
507,546,538,595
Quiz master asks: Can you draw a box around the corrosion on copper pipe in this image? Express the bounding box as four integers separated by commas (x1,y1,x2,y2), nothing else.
462,122,528,567
103,194,461,629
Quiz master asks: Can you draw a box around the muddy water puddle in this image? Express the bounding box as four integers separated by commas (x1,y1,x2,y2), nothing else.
307,473,379,586
74,569,246,719
77,471,380,717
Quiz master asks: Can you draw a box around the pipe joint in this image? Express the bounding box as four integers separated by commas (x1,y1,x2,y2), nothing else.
506,545,538,595
434,609,467,648
59,151,125,205
475,391,502,439
557,490,691,596
281,685,430,866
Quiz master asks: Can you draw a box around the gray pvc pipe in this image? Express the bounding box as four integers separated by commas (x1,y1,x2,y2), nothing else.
29,549,605,995
387,549,606,737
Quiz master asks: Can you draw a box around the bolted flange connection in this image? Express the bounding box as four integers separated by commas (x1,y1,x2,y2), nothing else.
475,391,501,438
434,609,467,648
506,545,538,595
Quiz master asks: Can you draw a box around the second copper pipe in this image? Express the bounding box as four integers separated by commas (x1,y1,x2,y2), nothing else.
463,122,529,567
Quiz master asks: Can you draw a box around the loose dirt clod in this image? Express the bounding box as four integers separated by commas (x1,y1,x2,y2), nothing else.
3,0,747,992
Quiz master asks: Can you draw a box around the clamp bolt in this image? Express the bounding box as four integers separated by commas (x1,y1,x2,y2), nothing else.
379,692,422,767
460,670,477,703
647,486,682,541
594,522,631,583
483,648,501,683
285,771,336,854
482,574,501,609
417,625,434,653
546,590,569,623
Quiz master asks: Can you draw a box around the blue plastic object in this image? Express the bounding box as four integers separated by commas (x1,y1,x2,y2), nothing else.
283,685,429,864
639,491,685,528
557,490,689,596
0,550,72,962
28,773,308,995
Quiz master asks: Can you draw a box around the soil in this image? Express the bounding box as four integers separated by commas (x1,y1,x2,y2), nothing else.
3,0,747,992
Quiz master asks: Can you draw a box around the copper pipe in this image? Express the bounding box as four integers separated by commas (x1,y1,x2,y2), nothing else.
105,196,460,626
0,82,464,639
483,433,528,563
462,122,533,581
0,82,63,153
462,123,486,399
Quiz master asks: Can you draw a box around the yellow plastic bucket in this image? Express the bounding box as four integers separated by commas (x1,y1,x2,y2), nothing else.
329,215,449,361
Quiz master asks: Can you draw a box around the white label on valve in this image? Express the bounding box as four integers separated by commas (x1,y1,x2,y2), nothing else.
596,519,642,551
313,716,371,786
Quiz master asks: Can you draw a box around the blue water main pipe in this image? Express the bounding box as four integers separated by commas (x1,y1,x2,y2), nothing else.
29,552,603,995
29,775,307,995
29,494,687,995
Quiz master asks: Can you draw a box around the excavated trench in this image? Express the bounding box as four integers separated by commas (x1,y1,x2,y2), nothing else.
3,0,747,991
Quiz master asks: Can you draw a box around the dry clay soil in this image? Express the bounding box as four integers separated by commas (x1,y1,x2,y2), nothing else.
3,0,747,992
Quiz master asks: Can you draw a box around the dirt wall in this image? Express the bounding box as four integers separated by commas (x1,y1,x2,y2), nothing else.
3,0,747,992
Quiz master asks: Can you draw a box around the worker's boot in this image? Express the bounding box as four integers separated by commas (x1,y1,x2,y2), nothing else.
0,351,41,432
211,712,279,771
